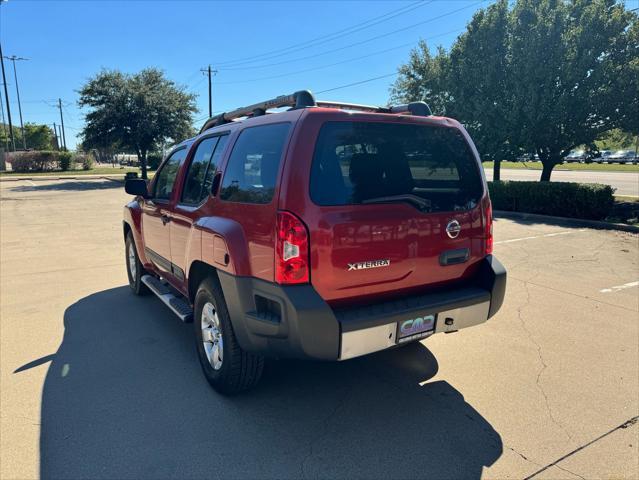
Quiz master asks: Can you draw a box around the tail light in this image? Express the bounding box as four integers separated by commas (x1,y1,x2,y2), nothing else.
485,201,494,254
275,211,309,284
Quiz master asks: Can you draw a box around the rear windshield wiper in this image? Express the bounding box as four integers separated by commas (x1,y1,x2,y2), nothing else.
361,194,431,211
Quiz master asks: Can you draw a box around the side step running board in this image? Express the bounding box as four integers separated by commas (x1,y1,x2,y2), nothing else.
141,274,193,323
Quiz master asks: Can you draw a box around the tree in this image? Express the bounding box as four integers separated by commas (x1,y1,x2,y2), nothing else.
392,0,638,181
390,41,451,116
0,123,55,151
23,123,55,150
508,0,637,180
0,123,20,151
596,129,638,151
446,0,512,180
78,68,197,179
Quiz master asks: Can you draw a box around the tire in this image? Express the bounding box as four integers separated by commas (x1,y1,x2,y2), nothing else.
194,276,264,394
125,232,149,295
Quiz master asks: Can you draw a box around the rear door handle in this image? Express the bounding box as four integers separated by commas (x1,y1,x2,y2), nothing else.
439,248,470,266
161,214,171,225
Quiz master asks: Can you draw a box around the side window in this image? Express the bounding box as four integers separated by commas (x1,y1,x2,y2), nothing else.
153,148,187,200
181,134,230,204
181,137,219,204
219,123,290,204
202,135,228,195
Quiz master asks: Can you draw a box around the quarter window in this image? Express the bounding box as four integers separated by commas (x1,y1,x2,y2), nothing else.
153,148,187,200
181,135,229,205
220,123,290,204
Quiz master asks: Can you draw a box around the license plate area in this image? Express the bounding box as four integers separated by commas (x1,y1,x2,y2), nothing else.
396,314,437,344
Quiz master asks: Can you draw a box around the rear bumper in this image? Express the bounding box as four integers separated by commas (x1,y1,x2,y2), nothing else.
218,255,506,361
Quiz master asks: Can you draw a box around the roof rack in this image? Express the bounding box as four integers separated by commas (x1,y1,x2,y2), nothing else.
314,100,432,117
199,91,432,133
199,90,315,133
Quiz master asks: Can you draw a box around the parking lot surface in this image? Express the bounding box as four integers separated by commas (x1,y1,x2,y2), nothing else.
1,178,637,480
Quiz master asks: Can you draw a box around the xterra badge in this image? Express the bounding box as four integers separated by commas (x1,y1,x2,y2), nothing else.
347,259,391,271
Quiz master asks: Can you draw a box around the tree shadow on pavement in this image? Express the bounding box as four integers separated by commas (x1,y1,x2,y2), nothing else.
9,179,123,193
32,286,502,479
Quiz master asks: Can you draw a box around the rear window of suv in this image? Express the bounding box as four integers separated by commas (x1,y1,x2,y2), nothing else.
310,121,483,213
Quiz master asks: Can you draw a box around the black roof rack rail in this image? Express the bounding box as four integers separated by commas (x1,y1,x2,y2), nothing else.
316,100,432,116
315,101,386,113
199,90,316,133
199,92,432,133
389,101,433,117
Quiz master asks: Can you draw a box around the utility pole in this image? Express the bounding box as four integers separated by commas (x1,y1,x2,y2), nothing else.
57,98,67,151
0,86,8,151
0,42,15,151
52,122,59,150
4,55,28,150
200,65,217,118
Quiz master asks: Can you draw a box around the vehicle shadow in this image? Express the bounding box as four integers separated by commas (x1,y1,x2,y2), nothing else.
32,287,502,479
9,179,123,192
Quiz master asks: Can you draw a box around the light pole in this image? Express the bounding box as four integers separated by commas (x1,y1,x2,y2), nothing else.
4,55,28,150
0,42,15,151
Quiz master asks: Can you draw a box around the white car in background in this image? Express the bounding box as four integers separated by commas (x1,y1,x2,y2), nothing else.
563,150,587,163
607,149,638,164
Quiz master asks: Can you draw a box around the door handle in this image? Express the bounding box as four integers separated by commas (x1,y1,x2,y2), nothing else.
161,214,171,225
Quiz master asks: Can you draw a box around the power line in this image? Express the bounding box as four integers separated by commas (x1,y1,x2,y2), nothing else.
217,1,481,72
200,73,400,118
216,28,461,86
215,0,430,68
316,72,399,94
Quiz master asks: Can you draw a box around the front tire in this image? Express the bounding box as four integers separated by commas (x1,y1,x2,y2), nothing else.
194,277,264,394
125,232,149,295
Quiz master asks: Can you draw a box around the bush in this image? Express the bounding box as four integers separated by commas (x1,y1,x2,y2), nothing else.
59,152,74,171
8,151,59,172
73,152,95,171
147,152,163,170
488,181,615,220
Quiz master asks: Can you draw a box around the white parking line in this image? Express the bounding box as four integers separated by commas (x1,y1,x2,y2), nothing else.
600,281,639,293
25,180,36,187
495,229,586,245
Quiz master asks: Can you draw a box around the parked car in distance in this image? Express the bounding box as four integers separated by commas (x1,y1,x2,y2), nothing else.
563,150,587,163
606,149,638,164
122,90,506,394
593,150,613,164
516,153,539,162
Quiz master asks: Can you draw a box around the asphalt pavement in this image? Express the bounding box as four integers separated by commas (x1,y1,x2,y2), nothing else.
1,178,637,479
485,168,639,196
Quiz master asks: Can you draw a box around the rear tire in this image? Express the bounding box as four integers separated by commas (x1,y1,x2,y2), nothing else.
194,276,264,394
125,232,149,295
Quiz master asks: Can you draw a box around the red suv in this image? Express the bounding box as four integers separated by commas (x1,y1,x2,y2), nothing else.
123,90,506,394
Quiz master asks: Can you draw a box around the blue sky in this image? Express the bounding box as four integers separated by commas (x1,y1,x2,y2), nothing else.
1,0,488,149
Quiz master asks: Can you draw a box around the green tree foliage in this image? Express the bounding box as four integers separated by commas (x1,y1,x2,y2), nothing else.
0,122,55,151
392,0,638,181
23,123,55,150
596,129,638,151
78,68,197,178
0,123,20,150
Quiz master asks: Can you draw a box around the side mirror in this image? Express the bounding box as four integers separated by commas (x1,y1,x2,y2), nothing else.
125,179,149,198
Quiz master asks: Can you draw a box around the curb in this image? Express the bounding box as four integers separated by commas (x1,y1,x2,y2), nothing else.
0,174,127,182
494,210,639,234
